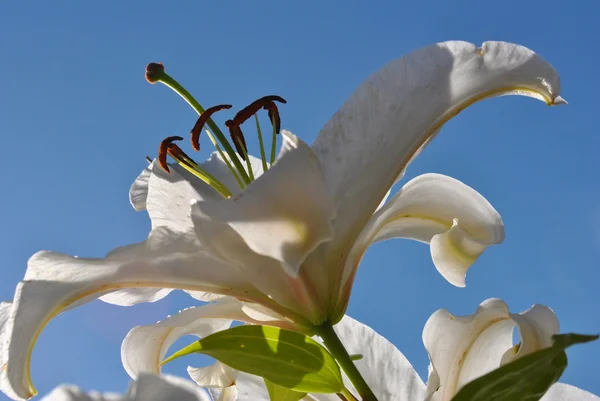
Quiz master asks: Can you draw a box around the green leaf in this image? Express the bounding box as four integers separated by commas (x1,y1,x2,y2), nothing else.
452,333,598,401
265,379,307,401
162,325,344,394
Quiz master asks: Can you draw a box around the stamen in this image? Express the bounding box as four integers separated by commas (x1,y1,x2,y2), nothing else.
158,136,184,173
145,63,165,84
145,156,153,164
158,136,233,198
191,104,232,151
145,62,251,185
232,95,287,126
263,101,281,135
225,120,248,161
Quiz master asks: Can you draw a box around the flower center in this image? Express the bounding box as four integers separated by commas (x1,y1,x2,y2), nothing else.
145,62,287,198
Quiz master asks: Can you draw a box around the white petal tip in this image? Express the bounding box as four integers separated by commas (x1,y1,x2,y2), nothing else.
552,95,568,105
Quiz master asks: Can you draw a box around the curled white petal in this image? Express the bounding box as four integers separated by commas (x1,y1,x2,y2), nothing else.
187,363,238,388
129,162,153,211
334,315,426,400
336,174,503,316
1,228,264,400
423,298,560,401
313,40,561,266
121,302,234,378
39,374,211,401
541,383,600,401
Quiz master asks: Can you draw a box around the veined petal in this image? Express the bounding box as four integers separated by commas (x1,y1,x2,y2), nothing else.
144,152,264,231
129,162,153,211
192,207,324,326
541,383,600,401
40,386,121,401
187,363,238,389
423,298,559,401
39,374,211,401
209,373,269,401
122,297,294,379
335,174,503,317
1,228,263,401
333,315,426,401
504,304,559,363
196,131,335,277
1,302,21,401
128,374,212,401
121,303,233,378
312,41,562,265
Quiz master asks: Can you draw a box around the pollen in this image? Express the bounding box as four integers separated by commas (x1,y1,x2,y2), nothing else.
263,101,282,134
225,119,248,161
232,95,287,126
158,136,184,172
190,104,232,151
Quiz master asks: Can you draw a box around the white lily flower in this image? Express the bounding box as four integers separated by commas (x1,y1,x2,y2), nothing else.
39,374,211,401
423,298,585,401
1,40,563,400
202,311,596,401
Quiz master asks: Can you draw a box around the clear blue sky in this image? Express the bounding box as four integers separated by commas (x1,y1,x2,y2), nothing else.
1,1,599,399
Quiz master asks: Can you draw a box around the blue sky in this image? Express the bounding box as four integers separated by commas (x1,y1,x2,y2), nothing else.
1,0,599,399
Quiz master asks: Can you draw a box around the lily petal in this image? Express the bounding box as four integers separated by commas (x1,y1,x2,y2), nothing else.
40,374,212,401
340,173,503,304
1,227,264,400
423,298,559,401
187,363,238,389
192,206,323,326
312,41,561,263
208,373,268,401
129,162,153,211
541,383,600,401
121,303,233,378
333,315,426,401
196,131,335,277
1,302,22,401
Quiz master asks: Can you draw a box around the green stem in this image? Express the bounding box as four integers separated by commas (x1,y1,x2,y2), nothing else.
317,322,378,401
270,121,277,164
156,72,251,185
205,129,245,189
255,114,269,172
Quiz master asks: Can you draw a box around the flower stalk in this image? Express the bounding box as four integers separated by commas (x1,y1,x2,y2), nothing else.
317,321,378,401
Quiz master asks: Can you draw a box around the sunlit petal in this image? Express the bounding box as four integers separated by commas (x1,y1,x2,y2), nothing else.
129,162,153,212
335,174,503,317
187,363,238,388
197,131,335,277
121,303,234,378
334,315,426,401
423,298,560,401
209,373,268,401
541,383,600,401
312,41,561,264
1,228,262,400
39,374,211,401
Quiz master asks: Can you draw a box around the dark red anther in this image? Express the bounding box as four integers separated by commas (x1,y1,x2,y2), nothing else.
225,120,248,161
232,95,287,126
190,104,232,151
263,101,281,135
145,63,165,84
158,136,184,172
